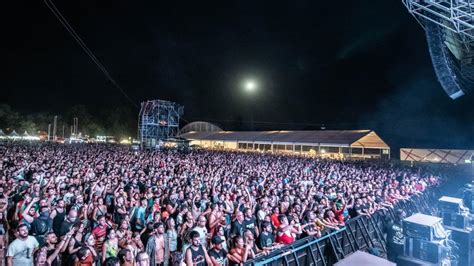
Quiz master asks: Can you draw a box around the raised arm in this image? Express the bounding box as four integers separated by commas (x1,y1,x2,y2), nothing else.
22,198,39,224
48,229,74,264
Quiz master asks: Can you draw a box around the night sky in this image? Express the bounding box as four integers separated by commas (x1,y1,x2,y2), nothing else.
1,1,473,151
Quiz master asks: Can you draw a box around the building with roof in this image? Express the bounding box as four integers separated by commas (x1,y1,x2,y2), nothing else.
180,122,390,159
400,148,473,164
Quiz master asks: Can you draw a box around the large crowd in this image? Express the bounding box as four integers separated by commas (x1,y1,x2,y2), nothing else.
0,142,441,266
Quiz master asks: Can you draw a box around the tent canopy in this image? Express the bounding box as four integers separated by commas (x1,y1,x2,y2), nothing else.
182,130,389,149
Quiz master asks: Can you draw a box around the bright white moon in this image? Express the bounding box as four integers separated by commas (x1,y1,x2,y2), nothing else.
245,81,256,91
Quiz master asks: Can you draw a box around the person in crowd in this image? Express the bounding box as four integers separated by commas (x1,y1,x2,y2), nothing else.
75,247,94,266
6,223,40,266
132,198,148,232
230,211,245,238
165,218,178,265
31,200,53,246
126,232,144,261
276,214,300,244
243,229,264,256
41,230,74,266
208,235,228,266
323,210,342,229
59,209,78,238
193,216,209,250
117,248,134,266
0,142,443,266
135,252,150,266
185,230,212,265
386,209,406,262
92,215,108,251
103,257,120,266
145,222,167,266
301,211,322,238
76,233,99,266
228,235,254,265
257,221,280,253
91,197,108,228
102,229,119,263
243,208,259,238
213,225,228,252
206,203,222,237
50,199,66,236
270,207,281,228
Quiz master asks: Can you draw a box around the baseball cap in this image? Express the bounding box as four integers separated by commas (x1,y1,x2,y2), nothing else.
211,236,224,245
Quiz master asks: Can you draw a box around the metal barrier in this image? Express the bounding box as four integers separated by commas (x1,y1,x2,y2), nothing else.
245,189,438,266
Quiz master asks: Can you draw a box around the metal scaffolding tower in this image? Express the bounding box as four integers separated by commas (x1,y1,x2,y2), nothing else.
138,100,184,149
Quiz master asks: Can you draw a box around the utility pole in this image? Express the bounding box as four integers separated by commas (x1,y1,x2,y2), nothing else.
62,125,65,139
53,115,58,141
47,124,51,141
73,117,78,136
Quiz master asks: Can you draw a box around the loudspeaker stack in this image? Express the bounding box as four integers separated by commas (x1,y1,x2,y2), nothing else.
439,196,473,266
397,213,449,266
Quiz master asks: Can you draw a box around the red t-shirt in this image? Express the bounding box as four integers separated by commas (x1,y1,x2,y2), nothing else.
334,207,345,223
415,183,423,191
92,225,107,250
271,214,281,228
276,230,295,244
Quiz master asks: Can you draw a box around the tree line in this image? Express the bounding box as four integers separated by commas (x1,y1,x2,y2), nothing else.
0,104,136,139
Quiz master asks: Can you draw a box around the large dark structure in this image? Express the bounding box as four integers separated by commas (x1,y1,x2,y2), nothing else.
138,100,184,149
403,0,474,99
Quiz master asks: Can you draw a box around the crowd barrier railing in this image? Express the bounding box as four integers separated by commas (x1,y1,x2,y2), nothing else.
245,188,438,266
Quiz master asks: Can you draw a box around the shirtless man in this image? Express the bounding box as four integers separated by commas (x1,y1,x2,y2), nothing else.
146,222,167,266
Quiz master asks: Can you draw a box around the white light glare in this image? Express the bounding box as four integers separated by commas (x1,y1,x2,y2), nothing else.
245,81,256,91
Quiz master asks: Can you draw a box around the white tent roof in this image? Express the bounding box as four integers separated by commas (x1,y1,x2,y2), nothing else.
182,130,390,149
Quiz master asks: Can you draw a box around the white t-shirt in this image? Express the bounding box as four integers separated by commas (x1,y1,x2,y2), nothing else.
6,236,39,266
257,209,266,221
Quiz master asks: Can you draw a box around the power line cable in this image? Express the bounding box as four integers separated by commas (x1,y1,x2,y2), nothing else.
44,0,138,108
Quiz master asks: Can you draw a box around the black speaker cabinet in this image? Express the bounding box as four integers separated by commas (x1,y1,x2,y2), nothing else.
439,196,463,214
441,212,469,229
463,188,474,212
404,237,446,264
397,255,438,266
446,226,473,266
403,213,444,241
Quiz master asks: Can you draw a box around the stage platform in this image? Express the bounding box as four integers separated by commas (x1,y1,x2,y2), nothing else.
334,251,395,266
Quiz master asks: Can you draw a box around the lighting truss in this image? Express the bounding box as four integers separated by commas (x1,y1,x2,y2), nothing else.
138,100,184,149
403,1,474,39
403,0,474,98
